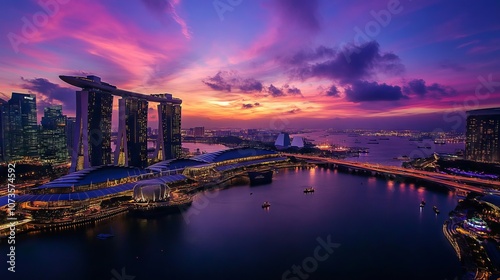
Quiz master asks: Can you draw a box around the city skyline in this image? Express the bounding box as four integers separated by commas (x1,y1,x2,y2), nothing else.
1,0,499,130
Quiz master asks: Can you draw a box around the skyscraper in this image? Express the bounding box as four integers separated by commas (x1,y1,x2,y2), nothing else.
466,108,500,163
115,98,148,168
39,105,68,163
72,87,113,171
2,93,38,160
154,99,182,161
194,127,205,137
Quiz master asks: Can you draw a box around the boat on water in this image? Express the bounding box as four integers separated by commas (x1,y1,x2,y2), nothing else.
96,233,114,240
262,201,271,208
434,139,446,145
419,203,425,208
303,187,315,193
421,199,426,206
433,206,440,214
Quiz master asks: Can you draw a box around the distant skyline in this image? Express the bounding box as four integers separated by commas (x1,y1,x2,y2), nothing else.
1,0,499,131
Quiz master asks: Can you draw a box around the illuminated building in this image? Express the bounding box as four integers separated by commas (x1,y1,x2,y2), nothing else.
154,98,182,161
65,117,76,155
59,75,182,171
466,108,500,163
2,93,39,160
39,105,68,163
194,126,205,137
115,98,148,168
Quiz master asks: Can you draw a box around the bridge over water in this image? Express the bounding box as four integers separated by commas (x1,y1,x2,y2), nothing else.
284,153,500,195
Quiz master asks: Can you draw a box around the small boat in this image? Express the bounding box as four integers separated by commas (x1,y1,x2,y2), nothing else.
97,233,114,239
433,206,440,214
262,201,271,208
303,187,315,193
421,199,426,206
419,203,425,208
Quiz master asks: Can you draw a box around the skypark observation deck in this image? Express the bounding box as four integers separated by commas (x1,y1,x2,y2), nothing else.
59,75,182,104
0,148,288,210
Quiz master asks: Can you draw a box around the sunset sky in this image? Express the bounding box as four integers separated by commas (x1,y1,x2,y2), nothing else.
1,0,499,130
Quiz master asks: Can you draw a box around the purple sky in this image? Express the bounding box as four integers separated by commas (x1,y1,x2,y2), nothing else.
1,0,499,131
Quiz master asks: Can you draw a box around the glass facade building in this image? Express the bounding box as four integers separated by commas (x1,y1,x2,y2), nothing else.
466,108,500,163
2,93,39,160
39,105,68,163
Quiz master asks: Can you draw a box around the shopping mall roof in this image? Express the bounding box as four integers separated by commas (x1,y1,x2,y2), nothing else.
33,165,149,190
0,174,188,205
214,157,288,172
147,158,207,172
191,147,277,163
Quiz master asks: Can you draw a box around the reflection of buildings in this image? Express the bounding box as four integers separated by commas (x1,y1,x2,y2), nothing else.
39,105,68,163
59,75,182,172
1,93,39,160
466,108,500,163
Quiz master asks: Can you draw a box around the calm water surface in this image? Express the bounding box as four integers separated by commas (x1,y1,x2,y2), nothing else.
1,167,462,280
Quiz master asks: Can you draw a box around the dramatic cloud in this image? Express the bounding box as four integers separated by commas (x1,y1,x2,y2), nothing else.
268,84,284,97
344,81,405,103
325,85,339,97
241,103,261,109
284,84,302,96
404,79,457,97
202,71,263,93
289,41,405,84
287,108,302,114
280,45,336,66
20,78,76,112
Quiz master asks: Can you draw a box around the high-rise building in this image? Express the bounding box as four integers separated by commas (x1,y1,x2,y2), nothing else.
72,87,113,171
39,105,68,163
466,108,500,163
194,126,205,137
65,117,77,155
154,99,182,160
114,98,148,168
59,75,182,171
2,93,38,160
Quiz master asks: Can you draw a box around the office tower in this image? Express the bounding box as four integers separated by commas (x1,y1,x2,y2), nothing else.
114,98,148,168
60,75,182,171
66,117,76,155
2,93,38,160
0,98,6,162
194,127,205,137
466,108,500,163
39,105,68,163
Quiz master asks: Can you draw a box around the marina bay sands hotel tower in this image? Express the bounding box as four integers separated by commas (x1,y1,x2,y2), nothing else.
60,75,182,172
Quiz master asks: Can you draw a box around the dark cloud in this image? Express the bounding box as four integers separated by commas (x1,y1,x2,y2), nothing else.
325,85,339,97
202,71,263,93
344,81,405,103
281,45,336,66
404,79,457,97
20,77,76,112
202,71,232,92
283,84,302,96
289,41,404,84
272,0,321,32
268,84,284,97
241,102,261,109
